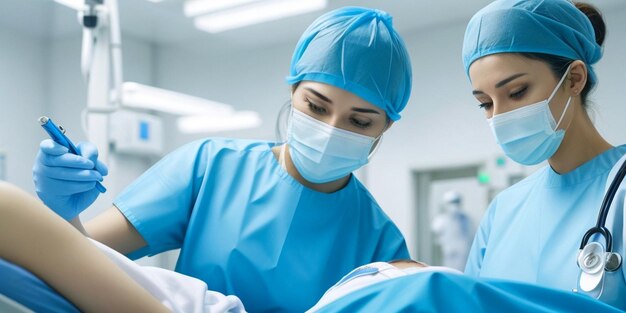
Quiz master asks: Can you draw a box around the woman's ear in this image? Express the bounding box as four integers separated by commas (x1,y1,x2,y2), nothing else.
568,60,588,97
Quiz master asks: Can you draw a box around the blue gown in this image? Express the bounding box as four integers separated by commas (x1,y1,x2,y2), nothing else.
114,138,409,312
0,258,79,312
311,271,622,313
466,145,626,310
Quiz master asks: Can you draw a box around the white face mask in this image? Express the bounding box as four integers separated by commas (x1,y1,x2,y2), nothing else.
487,65,572,165
286,108,380,184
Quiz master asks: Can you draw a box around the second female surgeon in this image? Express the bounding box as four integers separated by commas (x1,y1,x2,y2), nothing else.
31,7,413,312
463,0,626,310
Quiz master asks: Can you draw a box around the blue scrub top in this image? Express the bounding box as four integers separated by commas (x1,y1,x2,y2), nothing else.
114,138,409,312
466,145,626,311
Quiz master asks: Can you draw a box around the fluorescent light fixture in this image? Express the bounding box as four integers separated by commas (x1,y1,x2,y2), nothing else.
184,0,261,17
193,0,327,33
119,82,234,116
177,111,262,133
53,0,84,10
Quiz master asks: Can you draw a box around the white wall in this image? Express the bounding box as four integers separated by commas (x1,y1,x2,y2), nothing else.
592,8,626,143
154,6,626,258
154,42,294,150
0,25,47,192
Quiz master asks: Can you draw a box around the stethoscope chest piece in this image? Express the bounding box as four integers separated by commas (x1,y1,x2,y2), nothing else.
576,241,623,298
577,242,606,297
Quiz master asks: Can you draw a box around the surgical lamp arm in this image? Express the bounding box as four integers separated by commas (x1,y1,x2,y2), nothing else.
79,0,123,165
83,0,104,28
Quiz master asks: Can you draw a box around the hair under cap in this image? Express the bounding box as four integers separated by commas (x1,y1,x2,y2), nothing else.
462,0,602,83
286,7,412,121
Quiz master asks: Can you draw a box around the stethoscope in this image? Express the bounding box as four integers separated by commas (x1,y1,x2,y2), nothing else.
576,159,626,298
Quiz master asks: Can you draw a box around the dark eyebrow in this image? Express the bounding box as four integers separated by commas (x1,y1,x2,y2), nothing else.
351,107,381,114
472,73,528,95
304,87,380,114
305,87,332,104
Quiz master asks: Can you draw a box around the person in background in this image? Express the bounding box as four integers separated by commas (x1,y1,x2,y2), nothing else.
431,190,473,271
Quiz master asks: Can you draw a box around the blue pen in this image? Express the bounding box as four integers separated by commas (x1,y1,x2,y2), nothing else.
38,116,106,193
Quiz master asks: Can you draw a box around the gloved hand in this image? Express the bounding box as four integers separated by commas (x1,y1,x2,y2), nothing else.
33,139,108,220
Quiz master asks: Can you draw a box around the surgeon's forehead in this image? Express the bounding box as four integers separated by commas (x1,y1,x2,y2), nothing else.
470,54,527,75
469,54,544,87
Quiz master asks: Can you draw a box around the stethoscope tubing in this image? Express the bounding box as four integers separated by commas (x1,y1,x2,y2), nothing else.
579,158,626,254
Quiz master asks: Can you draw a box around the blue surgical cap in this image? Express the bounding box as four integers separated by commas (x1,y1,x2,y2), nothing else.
462,0,602,83
286,7,412,121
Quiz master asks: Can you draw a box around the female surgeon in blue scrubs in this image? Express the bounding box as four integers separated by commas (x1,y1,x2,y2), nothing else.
462,0,626,310
30,7,413,312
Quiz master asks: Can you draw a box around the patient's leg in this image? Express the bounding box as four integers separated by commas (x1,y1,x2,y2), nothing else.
0,182,169,313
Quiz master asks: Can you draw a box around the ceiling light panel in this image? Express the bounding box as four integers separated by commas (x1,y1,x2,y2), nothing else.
184,0,261,17
193,0,327,33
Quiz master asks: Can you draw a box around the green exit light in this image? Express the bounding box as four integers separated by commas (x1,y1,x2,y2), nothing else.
478,171,491,184
496,157,506,167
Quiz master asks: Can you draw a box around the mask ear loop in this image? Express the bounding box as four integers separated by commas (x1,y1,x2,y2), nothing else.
554,97,572,130
279,104,295,171
368,118,389,159
548,64,573,130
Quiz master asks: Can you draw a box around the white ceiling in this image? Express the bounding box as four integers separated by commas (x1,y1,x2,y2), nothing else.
2,0,626,55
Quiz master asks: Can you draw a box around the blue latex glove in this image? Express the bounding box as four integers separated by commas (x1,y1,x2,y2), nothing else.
32,139,108,220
